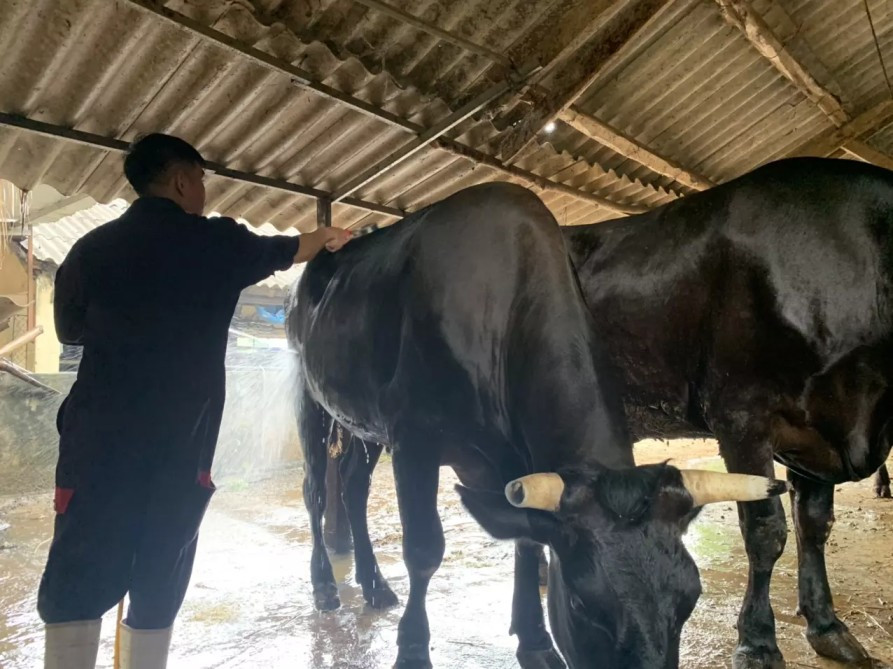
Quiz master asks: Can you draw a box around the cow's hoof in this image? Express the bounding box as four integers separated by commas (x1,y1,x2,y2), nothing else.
807,624,870,664
364,584,399,610
393,646,432,669
732,644,785,669
313,584,341,611
876,484,892,499
517,647,566,669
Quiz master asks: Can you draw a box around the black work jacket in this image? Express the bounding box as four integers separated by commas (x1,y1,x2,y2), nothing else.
53,197,300,487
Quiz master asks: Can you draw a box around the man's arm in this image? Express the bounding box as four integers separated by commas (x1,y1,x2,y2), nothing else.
218,219,353,290
54,248,87,345
294,226,352,263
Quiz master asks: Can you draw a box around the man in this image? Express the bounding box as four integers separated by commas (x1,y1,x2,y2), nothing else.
38,134,352,669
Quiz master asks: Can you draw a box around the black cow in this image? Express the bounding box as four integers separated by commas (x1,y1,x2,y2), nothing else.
286,182,785,669
561,157,893,669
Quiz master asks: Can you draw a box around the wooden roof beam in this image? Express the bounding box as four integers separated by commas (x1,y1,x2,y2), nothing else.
715,0,893,170
789,98,893,159
714,0,849,126
498,0,672,162
841,140,893,172
559,107,715,191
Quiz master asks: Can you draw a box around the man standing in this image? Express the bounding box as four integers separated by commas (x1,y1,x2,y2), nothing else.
38,134,352,668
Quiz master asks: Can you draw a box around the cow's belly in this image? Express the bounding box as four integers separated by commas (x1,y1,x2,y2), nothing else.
624,400,713,441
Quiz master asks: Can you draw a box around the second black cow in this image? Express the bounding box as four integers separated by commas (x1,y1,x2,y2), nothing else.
301,158,893,669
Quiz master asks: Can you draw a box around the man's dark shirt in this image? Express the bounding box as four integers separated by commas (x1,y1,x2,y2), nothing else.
53,197,300,487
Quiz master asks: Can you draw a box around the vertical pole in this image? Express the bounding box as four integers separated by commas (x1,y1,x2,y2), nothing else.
25,221,36,370
316,198,332,229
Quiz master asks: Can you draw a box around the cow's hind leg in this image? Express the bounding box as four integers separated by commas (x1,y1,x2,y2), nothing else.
512,540,565,669
789,472,870,664
392,443,444,669
720,438,787,669
875,465,891,498
340,437,399,609
297,389,340,610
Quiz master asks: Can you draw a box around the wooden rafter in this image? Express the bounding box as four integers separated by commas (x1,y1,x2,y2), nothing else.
716,0,893,169
498,0,672,162
559,107,715,191
841,140,893,172
714,0,849,126
790,100,893,157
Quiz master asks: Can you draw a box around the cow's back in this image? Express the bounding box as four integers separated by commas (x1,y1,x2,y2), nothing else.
290,181,631,474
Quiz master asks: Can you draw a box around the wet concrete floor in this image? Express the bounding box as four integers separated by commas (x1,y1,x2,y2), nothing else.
1,439,891,668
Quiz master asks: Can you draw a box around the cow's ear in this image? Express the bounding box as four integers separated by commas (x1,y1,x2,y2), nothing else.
456,484,560,545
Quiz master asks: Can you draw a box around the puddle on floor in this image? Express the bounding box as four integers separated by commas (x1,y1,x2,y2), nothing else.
1,440,891,668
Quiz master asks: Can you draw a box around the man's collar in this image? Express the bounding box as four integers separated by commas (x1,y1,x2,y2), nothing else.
130,196,186,214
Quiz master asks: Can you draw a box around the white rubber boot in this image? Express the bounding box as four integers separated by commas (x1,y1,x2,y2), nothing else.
118,622,173,669
44,619,101,669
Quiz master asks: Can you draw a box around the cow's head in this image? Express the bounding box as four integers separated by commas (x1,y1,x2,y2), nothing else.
457,463,787,669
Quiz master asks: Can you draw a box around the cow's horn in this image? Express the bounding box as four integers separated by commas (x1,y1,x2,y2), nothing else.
505,473,565,511
680,469,790,506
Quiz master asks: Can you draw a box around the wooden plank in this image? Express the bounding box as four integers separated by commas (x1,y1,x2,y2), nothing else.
790,100,893,157
436,137,648,215
559,107,715,191
841,140,893,172
713,2,893,167
498,0,671,162
713,0,848,126
0,326,42,358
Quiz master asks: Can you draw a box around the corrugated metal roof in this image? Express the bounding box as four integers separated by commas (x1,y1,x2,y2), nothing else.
0,0,891,233
26,201,129,268
557,0,830,184
0,0,678,234
21,199,304,290
544,0,893,187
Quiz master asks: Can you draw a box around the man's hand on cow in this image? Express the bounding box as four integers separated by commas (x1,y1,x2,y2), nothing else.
323,227,353,252
295,226,353,263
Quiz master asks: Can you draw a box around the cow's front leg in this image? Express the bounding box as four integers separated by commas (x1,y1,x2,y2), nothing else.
720,440,787,669
788,472,870,664
875,465,891,498
392,445,444,669
511,541,565,669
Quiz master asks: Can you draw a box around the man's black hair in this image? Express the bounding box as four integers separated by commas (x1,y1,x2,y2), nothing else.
124,133,205,196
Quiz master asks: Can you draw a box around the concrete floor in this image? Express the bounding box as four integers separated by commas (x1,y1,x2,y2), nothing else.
1,439,892,668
